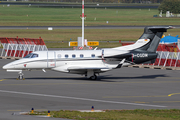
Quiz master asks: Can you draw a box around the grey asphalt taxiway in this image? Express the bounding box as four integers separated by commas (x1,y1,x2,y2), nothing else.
1,59,180,120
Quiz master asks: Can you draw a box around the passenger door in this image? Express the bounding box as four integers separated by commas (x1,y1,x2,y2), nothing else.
47,51,56,68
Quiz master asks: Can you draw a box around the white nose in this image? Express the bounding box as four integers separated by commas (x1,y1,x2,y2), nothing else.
3,63,14,69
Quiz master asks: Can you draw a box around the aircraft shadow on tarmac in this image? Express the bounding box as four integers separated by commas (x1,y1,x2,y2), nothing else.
98,74,168,81
6,74,168,82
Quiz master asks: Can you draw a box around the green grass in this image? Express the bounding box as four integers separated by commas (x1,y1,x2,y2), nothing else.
0,5,180,26
0,28,179,48
29,109,180,120
0,5,179,48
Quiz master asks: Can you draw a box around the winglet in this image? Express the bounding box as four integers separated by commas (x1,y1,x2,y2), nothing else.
116,59,125,68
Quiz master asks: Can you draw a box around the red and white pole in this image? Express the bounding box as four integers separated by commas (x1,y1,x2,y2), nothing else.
82,0,84,47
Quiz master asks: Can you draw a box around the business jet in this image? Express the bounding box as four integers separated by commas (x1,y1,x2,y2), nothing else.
3,26,173,80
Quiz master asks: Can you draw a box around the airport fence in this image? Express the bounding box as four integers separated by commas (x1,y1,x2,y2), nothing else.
0,37,48,58
121,41,180,67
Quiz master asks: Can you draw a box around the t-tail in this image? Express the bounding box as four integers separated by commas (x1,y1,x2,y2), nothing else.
113,26,173,65
114,26,173,52
137,26,174,52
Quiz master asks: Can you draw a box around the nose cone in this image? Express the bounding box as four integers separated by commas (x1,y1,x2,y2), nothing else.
3,63,14,70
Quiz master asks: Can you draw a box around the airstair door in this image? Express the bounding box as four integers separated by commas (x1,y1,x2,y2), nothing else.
47,51,56,68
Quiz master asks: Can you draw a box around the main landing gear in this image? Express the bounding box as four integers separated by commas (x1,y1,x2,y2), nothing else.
86,70,97,80
89,74,97,80
16,71,25,80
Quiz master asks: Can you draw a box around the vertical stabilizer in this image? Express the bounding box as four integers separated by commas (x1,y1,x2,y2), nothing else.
138,26,173,52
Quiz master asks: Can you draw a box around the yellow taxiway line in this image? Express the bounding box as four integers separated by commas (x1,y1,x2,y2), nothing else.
168,93,180,96
0,79,6,81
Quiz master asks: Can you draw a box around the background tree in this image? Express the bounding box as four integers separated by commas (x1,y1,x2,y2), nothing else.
158,0,180,14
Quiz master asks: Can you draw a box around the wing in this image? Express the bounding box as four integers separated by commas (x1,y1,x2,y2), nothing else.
67,66,109,70
68,58,125,70
52,59,125,74
67,65,111,74
68,59,126,73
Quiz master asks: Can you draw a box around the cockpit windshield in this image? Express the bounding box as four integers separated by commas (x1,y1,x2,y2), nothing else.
24,53,33,58
24,53,38,58
31,54,38,58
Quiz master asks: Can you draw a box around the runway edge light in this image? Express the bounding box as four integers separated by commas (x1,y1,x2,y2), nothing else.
31,108,34,114
91,106,94,112
47,110,51,117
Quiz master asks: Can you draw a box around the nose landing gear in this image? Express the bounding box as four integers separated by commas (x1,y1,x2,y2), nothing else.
16,71,25,80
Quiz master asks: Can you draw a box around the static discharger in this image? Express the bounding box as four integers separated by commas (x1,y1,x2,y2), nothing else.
47,110,51,117
31,108,34,114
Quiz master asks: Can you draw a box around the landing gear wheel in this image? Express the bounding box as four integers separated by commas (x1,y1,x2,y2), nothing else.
17,72,25,80
89,75,97,80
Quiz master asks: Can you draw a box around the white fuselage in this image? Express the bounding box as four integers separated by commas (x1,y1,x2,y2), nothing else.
2,38,150,79
3,39,151,74
2,26,173,80
3,49,130,74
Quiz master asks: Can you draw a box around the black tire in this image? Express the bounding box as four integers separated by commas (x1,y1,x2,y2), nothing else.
89,75,97,80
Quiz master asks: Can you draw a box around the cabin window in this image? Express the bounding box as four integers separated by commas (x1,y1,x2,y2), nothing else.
57,54,61,59
80,54,84,58
72,54,76,58
91,54,95,58
24,53,33,58
31,54,38,58
65,54,68,58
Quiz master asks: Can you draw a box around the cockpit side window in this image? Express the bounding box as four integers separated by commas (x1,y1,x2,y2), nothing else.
31,54,38,58
24,53,33,58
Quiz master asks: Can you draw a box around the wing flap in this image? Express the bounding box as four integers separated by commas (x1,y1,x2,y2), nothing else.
67,66,110,70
